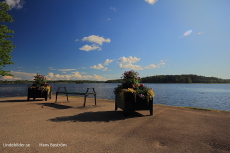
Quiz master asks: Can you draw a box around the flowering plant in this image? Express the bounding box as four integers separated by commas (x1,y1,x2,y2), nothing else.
33,73,47,88
114,70,154,101
121,70,140,88
29,73,52,92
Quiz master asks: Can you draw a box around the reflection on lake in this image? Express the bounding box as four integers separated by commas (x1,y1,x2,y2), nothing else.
0,83,229,111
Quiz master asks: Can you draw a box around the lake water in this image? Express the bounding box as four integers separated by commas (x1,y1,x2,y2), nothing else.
0,83,229,111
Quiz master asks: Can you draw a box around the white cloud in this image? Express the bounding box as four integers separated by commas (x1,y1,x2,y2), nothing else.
49,68,76,73
49,67,56,70
47,72,54,78
183,30,192,36
82,35,111,45
117,56,140,64
72,72,82,78
0,76,21,80
58,69,76,72
54,74,62,79
198,32,205,35
103,59,113,65
0,71,35,80
82,75,93,80
47,72,90,80
65,75,72,80
90,64,104,69
53,74,72,80
75,39,79,41
1,71,106,81
110,7,116,11
107,18,111,21
81,67,87,69
157,60,166,66
144,0,158,5
79,44,101,51
116,56,164,70
158,62,165,65
93,74,106,80
102,68,108,71
144,64,158,69
4,0,25,10
119,63,143,70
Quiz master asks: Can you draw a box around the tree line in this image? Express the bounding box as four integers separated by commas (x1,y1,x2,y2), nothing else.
0,80,105,84
106,74,230,83
1,74,230,84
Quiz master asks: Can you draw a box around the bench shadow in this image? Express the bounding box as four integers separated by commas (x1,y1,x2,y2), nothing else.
48,111,145,122
38,103,73,109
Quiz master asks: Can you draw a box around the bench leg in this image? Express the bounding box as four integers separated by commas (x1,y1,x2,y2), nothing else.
49,91,51,99
55,93,58,103
115,101,117,111
150,103,153,116
66,94,69,101
94,95,96,105
83,95,86,107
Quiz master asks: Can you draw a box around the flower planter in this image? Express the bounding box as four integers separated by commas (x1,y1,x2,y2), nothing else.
115,92,153,117
27,88,51,101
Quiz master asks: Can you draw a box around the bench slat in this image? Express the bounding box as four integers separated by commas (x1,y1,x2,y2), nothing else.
57,91,85,94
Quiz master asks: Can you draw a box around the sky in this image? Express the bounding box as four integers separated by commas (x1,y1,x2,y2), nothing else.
1,0,230,81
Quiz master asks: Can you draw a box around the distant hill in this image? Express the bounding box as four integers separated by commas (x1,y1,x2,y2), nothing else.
105,74,230,83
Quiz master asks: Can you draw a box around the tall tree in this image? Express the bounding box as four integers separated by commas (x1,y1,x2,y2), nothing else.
0,2,15,76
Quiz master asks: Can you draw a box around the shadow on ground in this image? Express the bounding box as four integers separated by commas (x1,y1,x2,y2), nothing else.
0,99,44,103
38,103,73,109
48,111,147,122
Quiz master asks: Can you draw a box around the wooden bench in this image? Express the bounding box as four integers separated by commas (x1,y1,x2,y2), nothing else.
55,87,96,107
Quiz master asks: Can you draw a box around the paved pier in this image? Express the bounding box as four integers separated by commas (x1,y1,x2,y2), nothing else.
0,96,230,153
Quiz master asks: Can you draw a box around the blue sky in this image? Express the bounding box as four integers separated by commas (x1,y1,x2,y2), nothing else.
1,0,230,81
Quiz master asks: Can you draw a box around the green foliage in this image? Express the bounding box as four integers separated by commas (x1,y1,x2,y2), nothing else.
140,74,230,83
120,70,140,88
33,73,47,88
114,70,154,100
114,84,123,94
105,79,122,83
135,84,150,95
0,2,15,76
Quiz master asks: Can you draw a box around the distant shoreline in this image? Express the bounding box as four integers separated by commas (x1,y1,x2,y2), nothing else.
1,74,230,84
1,82,230,84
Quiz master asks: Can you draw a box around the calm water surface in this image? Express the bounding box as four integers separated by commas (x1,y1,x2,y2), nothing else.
0,83,229,111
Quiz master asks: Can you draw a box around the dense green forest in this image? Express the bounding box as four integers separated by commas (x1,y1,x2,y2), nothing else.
0,74,230,84
106,74,230,83
105,79,122,83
